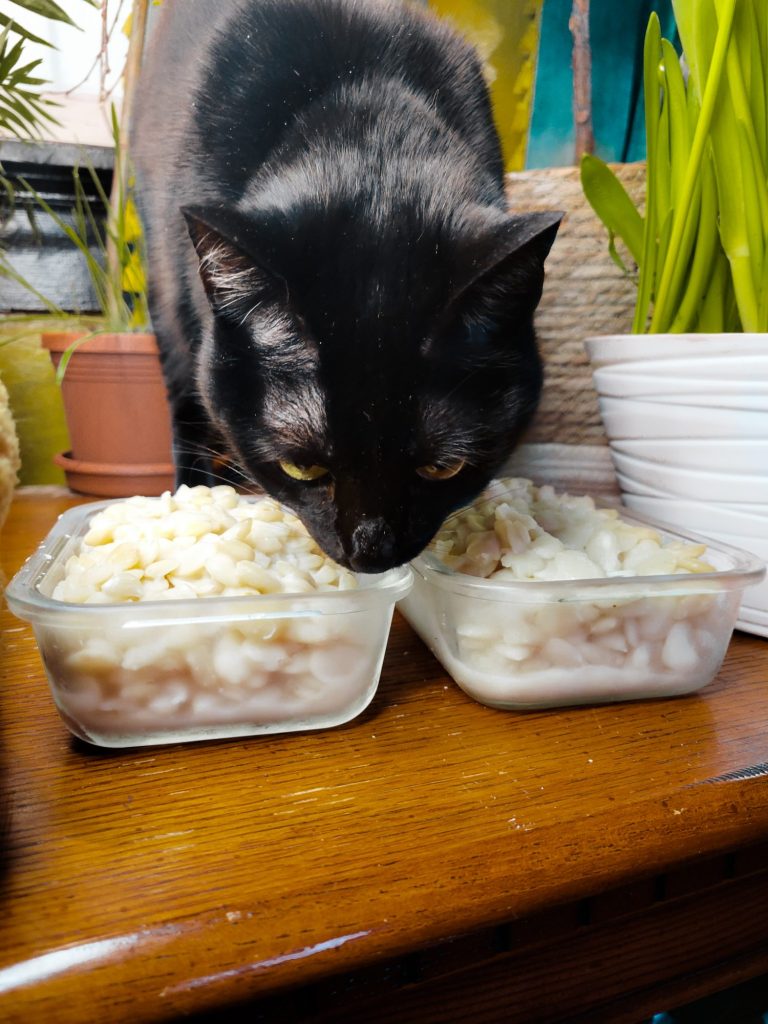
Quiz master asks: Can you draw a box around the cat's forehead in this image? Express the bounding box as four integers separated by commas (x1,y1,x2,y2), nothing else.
300,249,450,351
243,195,457,317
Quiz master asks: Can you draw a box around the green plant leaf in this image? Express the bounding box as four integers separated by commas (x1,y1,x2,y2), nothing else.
0,0,95,140
653,71,706,326
744,0,767,161
654,68,672,231
3,99,150,337
0,13,51,47
669,152,722,331
0,102,36,136
661,39,689,203
725,119,762,331
580,154,644,265
650,0,737,332
694,251,729,331
652,207,673,304
0,18,57,137
673,0,717,103
632,11,662,333
759,238,768,330
7,0,78,29
0,249,65,314
722,6,768,237
16,173,112,315
0,29,23,77
607,232,632,276
55,328,113,382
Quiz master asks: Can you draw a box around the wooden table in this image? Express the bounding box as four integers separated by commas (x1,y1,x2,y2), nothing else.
1,491,768,1024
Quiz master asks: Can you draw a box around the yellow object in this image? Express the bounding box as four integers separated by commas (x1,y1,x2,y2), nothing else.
0,327,70,486
279,461,329,481
121,189,148,329
0,373,21,533
428,0,543,171
417,459,466,479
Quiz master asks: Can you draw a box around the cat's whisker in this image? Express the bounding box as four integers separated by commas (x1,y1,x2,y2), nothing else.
173,442,230,461
173,461,261,491
172,440,262,492
441,367,482,402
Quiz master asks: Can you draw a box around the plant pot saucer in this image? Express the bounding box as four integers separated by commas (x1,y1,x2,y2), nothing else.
55,451,175,498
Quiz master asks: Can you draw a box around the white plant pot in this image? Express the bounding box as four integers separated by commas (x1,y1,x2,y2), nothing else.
622,495,768,537
611,438,768,474
611,451,768,503
585,333,768,367
597,396,768,439
592,367,768,400
587,333,768,635
593,354,768,379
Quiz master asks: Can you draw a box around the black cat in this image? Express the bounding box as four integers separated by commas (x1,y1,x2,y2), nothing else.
132,0,561,571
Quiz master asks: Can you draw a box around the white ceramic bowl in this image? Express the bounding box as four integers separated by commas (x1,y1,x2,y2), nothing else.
612,451,768,503
586,333,768,368
611,438,768,474
621,494,768,538
598,397,768,439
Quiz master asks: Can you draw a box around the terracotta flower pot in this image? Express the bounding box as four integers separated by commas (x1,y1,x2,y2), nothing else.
42,331,175,497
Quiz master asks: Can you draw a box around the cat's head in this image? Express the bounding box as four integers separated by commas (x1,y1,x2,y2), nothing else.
182,201,561,571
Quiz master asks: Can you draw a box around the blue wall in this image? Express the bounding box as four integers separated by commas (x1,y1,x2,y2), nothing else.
527,0,677,168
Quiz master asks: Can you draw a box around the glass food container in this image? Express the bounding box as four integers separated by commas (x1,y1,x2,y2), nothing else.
399,509,765,710
6,501,412,747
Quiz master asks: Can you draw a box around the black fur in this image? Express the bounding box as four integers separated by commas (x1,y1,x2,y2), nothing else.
132,0,561,571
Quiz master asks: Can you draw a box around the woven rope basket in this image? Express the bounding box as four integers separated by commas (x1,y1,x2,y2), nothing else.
506,162,646,447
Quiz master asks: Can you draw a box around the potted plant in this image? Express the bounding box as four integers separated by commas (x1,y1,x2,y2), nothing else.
580,0,768,636
2,0,174,498
35,108,174,498
0,0,108,499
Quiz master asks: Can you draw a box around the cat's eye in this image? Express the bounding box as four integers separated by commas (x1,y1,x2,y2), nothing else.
416,459,466,481
278,460,330,482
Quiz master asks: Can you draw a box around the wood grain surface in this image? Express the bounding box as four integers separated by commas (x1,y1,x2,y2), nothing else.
1,492,767,1023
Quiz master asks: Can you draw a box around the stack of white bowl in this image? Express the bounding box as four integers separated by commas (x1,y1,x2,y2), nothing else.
585,335,768,638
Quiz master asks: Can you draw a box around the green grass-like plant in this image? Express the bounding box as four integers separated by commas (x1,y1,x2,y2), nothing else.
0,107,149,377
581,0,768,334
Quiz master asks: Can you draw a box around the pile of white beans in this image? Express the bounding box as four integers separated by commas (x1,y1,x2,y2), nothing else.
432,477,713,581
402,478,734,707
53,484,357,603
42,487,381,739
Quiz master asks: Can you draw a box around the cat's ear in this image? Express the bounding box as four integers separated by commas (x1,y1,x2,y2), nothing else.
182,205,284,320
450,209,564,315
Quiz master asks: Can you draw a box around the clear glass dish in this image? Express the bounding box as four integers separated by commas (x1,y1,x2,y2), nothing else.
399,507,765,710
6,501,412,747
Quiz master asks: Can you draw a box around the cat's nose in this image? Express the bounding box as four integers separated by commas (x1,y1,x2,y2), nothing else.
348,516,397,572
